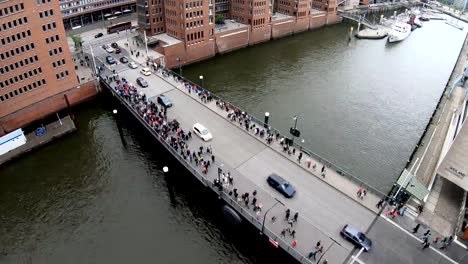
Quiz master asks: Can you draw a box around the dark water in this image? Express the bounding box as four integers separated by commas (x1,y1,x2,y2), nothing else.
1,19,467,263
183,19,468,192
0,100,294,263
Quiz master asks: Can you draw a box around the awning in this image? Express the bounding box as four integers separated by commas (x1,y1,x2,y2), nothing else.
396,169,429,201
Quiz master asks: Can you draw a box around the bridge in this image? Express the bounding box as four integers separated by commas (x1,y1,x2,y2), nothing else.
339,13,378,30
90,37,463,264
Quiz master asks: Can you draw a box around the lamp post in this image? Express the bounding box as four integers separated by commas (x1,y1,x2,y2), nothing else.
260,198,284,235
176,58,182,76
199,75,204,88
163,166,169,173
290,115,300,145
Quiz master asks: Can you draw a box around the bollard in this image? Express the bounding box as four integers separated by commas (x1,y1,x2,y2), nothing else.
264,112,270,128
380,14,384,24
349,27,354,41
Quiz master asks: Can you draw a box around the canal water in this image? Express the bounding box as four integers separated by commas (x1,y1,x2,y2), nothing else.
0,18,466,263
183,19,468,193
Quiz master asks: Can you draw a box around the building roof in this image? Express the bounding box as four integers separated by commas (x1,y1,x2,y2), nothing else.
437,118,468,191
152,33,182,46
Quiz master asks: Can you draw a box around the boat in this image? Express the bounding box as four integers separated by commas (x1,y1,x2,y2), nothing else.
387,21,412,43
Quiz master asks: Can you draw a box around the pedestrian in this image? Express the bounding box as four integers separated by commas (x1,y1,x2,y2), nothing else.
292,239,297,247
253,190,257,196
423,230,431,236
244,197,249,209
321,165,325,173
433,236,441,244
360,189,367,200
399,206,407,216
306,159,311,168
322,260,328,264
412,224,421,234
298,152,303,163
316,240,322,250
376,199,384,209
293,212,299,222
281,229,286,237
308,250,318,260
211,155,215,162
290,230,296,238
271,216,277,222
285,209,290,220
288,219,294,228
422,241,431,250
251,197,257,206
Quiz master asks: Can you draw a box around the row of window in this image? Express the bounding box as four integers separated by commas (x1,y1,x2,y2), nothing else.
167,29,178,38
42,22,57,32
185,1,204,9
0,2,25,18
152,26,164,34
186,30,204,42
186,19,204,29
37,0,52,5
0,43,35,61
166,0,176,7
60,0,133,16
0,16,28,32
45,34,60,44
253,18,266,26
48,47,63,57
166,9,176,17
278,0,291,6
185,10,204,19
0,55,39,75
0,68,43,89
0,79,47,103
52,58,66,68
152,16,164,24
166,18,178,27
0,30,31,45
56,70,70,80
39,9,55,18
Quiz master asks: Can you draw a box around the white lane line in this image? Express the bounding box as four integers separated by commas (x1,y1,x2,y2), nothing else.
381,215,459,264
349,248,366,264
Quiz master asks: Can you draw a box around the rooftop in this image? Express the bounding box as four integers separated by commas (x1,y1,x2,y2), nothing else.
272,13,295,21
152,33,182,46
215,20,249,33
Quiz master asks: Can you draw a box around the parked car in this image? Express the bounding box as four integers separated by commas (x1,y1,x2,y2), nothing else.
136,77,148,87
120,56,128,63
94,32,104,38
105,46,115,53
140,67,152,76
157,95,173,108
128,62,138,69
106,56,115,65
115,47,121,54
340,224,372,251
111,42,119,48
192,123,212,141
266,174,296,198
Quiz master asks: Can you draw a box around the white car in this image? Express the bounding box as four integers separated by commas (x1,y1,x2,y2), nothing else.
193,123,213,141
128,62,138,69
140,67,152,76
105,46,115,53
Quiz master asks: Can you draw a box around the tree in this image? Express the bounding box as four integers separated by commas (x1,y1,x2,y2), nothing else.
215,14,225,25
71,34,83,50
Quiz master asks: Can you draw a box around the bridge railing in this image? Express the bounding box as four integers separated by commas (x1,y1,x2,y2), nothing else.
160,69,387,198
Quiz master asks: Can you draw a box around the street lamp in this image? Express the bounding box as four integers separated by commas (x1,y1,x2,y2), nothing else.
163,166,169,173
176,58,182,76
199,75,204,88
260,198,284,235
289,115,300,145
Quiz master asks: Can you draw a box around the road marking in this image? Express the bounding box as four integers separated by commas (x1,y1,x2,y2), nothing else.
349,248,366,264
381,215,459,264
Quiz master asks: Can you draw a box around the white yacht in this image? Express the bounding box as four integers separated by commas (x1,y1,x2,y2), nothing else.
387,21,412,43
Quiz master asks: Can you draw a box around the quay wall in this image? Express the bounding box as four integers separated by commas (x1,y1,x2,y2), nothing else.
162,12,341,68
0,81,98,137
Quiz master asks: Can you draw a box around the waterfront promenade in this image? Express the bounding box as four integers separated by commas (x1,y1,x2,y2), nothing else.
91,38,466,263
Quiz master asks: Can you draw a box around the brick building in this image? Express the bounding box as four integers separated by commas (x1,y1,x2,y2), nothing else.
137,0,165,35
0,0,79,118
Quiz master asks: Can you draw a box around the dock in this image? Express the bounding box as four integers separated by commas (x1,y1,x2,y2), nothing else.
0,116,76,166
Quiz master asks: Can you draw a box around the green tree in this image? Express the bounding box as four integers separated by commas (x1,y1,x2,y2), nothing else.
215,14,225,25
71,34,83,50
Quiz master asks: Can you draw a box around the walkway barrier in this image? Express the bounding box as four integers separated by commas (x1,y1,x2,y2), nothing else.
100,77,341,264
159,69,387,198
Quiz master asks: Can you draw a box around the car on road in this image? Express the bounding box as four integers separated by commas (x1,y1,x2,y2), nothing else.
136,77,148,87
105,46,115,53
340,224,372,251
157,95,173,108
266,174,296,198
111,43,118,48
128,62,138,69
106,56,116,65
140,67,152,76
192,123,213,141
115,48,121,54
120,56,128,63
94,32,104,38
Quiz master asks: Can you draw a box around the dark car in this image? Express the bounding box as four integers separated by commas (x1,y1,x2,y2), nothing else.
111,43,119,48
115,48,121,54
106,56,115,65
136,77,148,87
340,224,372,251
94,32,104,38
266,174,296,198
157,95,173,108
120,56,128,63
